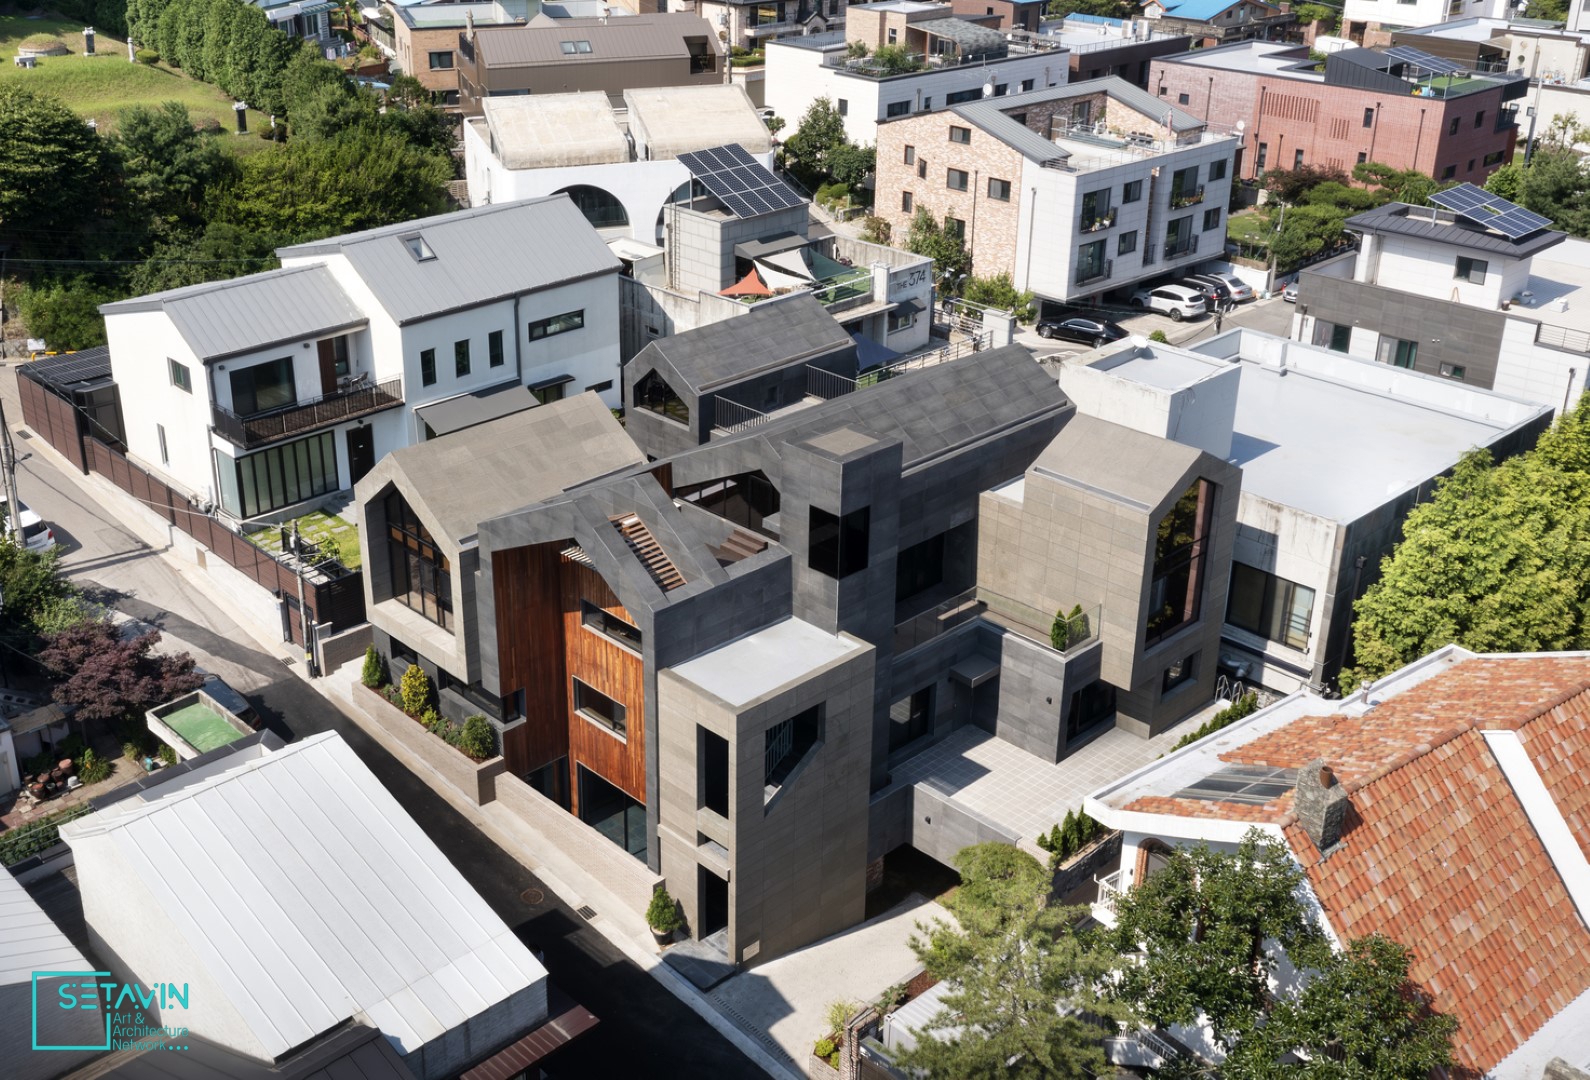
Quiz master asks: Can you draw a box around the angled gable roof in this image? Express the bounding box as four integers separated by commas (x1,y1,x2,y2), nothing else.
635,293,855,396
949,76,1204,164
277,197,620,325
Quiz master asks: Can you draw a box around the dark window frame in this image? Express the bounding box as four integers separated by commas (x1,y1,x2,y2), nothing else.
573,677,626,738
488,329,505,368
580,599,643,652
1225,562,1315,650
528,310,585,341
454,338,471,378
385,489,453,630
1145,478,1215,646
169,358,191,393
420,348,436,387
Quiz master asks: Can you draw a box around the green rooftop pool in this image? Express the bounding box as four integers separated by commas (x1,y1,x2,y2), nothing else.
161,702,247,754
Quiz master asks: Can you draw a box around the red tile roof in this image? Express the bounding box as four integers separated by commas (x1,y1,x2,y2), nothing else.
1127,655,1590,1074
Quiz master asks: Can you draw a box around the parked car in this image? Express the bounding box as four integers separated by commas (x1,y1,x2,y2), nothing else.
200,673,262,730
1189,271,1255,303
1129,284,1208,321
1176,277,1228,309
0,496,56,553
1036,316,1128,346
1282,280,1300,303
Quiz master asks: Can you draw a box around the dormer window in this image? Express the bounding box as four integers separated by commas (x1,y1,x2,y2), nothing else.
402,234,435,261
560,40,593,54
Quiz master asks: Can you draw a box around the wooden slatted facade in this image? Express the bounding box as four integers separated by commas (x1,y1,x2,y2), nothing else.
560,559,646,815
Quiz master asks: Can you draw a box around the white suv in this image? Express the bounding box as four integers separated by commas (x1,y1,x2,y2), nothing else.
0,496,56,553
1129,284,1208,322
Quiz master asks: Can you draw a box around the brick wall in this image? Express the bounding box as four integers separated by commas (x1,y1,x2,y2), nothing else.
1148,58,1518,181
399,23,464,95
875,112,1027,279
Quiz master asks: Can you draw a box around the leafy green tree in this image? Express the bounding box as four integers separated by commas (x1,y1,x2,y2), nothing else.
782,97,849,186
1262,164,1349,204
1509,149,1590,237
1046,0,1135,16
1351,161,1443,205
282,39,350,122
1484,159,1524,202
114,102,235,231
459,714,496,760
125,221,278,294
1234,935,1456,1079
1341,397,1590,691
0,542,81,652
0,86,117,260
899,843,1122,1080
870,44,923,75
382,75,456,156
904,209,970,293
16,278,117,350
1109,831,1331,1053
290,82,380,142
962,272,1036,322
828,142,876,190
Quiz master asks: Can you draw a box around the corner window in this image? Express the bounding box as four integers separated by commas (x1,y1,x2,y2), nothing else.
581,599,643,651
987,177,1011,201
1226,562,1314,650
946,168,969,192
573,678,626,737
1455,256,1487,283
949,125,971,144
1146,478,1214,646
420,348,436,387
454,339,470,378
385,490,452,630
764,705,822,802
428,50,453,70
489,330,504,368
168,359,191,393
809,505,869,579
528,309,584,340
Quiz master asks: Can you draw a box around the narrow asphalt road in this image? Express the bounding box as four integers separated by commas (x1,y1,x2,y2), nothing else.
2,365,764,1078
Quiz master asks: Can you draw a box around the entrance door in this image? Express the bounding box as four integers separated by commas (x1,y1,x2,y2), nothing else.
699,865,729,938
346,425,375,486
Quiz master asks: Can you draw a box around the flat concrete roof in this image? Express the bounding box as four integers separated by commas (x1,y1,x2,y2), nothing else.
668,618,859,707
1100,348,1221,391
1172,39,1318,78
1524,236,1590,336
482,93,630,169
1228,356,1520,523
624,84,772,160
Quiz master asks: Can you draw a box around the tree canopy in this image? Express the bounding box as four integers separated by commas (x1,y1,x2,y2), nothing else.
1341,394,1590,692
904,209,971,292
39,621,204,724
1485,145,1590,239
0,85,118,261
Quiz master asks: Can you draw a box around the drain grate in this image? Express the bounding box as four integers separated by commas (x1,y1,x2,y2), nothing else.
520,887,544,905
16,430,31,439
576,904,597,921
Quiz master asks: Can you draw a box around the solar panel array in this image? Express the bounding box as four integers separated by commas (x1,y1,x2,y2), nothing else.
1430,182,1554,239
1383,45,1465,76
1174,765,1298,806
677,144,804,220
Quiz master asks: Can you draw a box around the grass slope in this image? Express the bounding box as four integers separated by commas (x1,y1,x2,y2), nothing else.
1,14,268,137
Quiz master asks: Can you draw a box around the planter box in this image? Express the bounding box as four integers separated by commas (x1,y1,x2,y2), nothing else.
808,1053,841,1079
1052,830,1123,898
147,690,253,761
353,685,505,805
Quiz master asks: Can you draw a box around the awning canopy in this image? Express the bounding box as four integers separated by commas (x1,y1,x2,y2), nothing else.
895,298,926,314
734,232,810,261
527,373,576,392
720,267,772,297
850,331,900,369
950,654,1000,688
413,381,537,438
299,1,338,14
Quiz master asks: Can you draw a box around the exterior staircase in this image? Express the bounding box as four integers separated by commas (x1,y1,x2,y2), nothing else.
611,514,686,591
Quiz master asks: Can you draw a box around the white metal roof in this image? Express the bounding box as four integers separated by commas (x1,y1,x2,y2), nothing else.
0,866,88,987
59,732,546,1060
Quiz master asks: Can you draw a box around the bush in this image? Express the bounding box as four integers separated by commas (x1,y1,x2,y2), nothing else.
646,885,684,933
814,1038,836,1060
1048,604,1085,651
814,181,850,209
158,744,178,766
399,662,431,716
1038,809,1107,868
459,714,495,760
1149,329,1170,343
859,216,891,245
122,740,145,762
78,749,112,784
136,49,160,64
360,645,387,688
1172,691,1260,750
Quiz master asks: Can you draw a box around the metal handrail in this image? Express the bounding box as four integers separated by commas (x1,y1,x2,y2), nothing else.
1535,323,1590,355
211,376,403,449
1076,258,1113,286
807,365,859,401
713,397,772,434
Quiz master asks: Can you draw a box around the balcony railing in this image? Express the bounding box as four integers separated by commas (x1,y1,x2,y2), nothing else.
1080,208,1117,233
1169,185,1204,210
1076,259,1113,286
1164,234,1199,260
1094,868,1125,916
211,376,403,449
1535,322,1590,355
745,18,798,38
893,584,1101,655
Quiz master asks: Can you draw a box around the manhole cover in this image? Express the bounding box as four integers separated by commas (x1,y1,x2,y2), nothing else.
520,887,544,905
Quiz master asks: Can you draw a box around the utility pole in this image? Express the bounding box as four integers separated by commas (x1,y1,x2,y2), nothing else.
291,522,317,677
0,401,22,540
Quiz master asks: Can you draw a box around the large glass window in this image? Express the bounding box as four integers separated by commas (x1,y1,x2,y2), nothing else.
810,505,869,579
1077,238,1108,284
555,186,629,230
700,727,729,818
1067,680,1117,742
895,532,945,605
1226,562,1315,650
634,369,689,424
229,357,296,416
764,705,821,802
581,599,642,651
1169,165,1201,206
888,688,932,752
385,490,453,630
578,765,645,861
217,431,338,519
573,678,626,737
1377,336,1418,369
1164,215,1194,258
1145,478,1214,645
1081,189,1112,230
528,310,585,341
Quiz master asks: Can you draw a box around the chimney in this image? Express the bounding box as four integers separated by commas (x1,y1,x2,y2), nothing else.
1295,758,1348,852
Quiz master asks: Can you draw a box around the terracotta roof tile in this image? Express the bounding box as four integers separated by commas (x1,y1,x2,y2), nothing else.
1147,654,1590,1075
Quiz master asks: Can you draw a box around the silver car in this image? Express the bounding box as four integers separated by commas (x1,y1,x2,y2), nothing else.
1282,280,1300,303
1190,271,1255,303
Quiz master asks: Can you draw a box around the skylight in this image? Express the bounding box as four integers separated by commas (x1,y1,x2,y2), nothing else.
402,234,436,261
560,40,593,55
1174,764,1297,805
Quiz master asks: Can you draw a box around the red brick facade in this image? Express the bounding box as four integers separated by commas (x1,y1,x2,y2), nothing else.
1147,58,1519,182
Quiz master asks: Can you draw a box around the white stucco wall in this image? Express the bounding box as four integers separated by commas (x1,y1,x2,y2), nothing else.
1491,316,1590,413
1340,0,1508,30
1372,234,1520,309
105,309,218,502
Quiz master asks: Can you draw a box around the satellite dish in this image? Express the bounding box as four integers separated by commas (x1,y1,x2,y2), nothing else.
983,77,996,98
1130,334,1149,348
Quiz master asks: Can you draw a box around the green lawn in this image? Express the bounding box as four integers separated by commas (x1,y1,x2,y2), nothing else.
1,15,268,137
250,508,362,570
1227,210,1271,245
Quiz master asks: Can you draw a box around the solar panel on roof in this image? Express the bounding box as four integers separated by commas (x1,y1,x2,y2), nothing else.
1175,765,1298,806
1384,44,1465,75
677,144,804,220
1431,182,1553,239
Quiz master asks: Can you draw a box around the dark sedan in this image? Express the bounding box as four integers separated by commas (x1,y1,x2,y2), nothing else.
1036,316,1128,346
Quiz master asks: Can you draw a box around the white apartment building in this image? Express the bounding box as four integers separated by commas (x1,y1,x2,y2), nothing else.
1292,198,1590,413
462,84,776,242
765,1,1069,147
1341,0,1512,48
874,78,1237,308
101,198,622,522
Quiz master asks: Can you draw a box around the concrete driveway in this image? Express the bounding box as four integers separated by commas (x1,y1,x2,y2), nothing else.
1014,293,1297,355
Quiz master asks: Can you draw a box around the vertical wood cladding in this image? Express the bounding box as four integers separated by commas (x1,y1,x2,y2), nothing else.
493,543,569,776
560,559,647,814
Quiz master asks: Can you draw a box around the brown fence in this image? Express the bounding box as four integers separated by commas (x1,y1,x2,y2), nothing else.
82,437,365,646
17,369,89,473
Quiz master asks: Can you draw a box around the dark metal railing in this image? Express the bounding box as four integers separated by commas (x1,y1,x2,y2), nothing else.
1076,258,1113,286
212,376,403,449
1535,323,1590,355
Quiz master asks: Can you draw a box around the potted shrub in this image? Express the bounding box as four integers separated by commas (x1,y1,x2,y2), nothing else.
646,885,684,946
